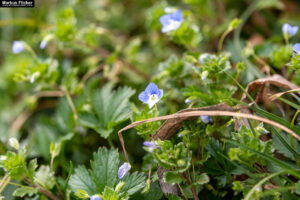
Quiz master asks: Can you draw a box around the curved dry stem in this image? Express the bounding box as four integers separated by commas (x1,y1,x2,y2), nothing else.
118,110,300,163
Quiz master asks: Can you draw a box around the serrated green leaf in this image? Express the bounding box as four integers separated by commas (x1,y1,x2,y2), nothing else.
69,165,97,195
34,165,55,190
27,159,37,181
92,86,135,138
90,148,119,192
13,187,38,197
121,171,146,195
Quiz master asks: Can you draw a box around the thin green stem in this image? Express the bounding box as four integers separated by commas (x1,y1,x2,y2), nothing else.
63,89,78,121
0,174,10,194
218,29,231,54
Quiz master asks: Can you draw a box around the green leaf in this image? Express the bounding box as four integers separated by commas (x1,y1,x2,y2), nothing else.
103,186,119,200
92,86,135,138
163,171,184,185
166,193,183,200
13,187,38,197
295,181,300,195
252,106,300,135
27,159,38,181
90,148,119,192
121,171,146,195
195,173,210,185
75,189,90,199
69,165,97,195
226,140,293,170
34,166,55,190
272,127,300,161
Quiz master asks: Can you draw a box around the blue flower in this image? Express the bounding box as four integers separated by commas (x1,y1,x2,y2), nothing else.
293,43,300,54
200,115,213,124
143,141,156,152
12,41,25,54
199,53,209,64
90,195,101,200
118,162,131,179
185,99,192,103
138,82,163,109
282,23,298,37
40,40,48,49
160,10,182,33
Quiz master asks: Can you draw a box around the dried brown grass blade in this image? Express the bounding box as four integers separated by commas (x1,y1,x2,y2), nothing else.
269,89,300,101
241,74,300,103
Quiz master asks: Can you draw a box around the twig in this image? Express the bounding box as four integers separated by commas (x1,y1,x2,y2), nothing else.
24,177,60,200
182,172,199,200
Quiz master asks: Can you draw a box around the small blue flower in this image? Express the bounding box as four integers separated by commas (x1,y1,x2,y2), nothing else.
282,23,298,37
200,115,213,124
199,53,209,64
118,162,131,179
160,10,182,33
40,40,48,49
185,99,192,103
12,41,25,54
293,43,300,54
90,195,101,200
143,141,156,152
138,82,163,109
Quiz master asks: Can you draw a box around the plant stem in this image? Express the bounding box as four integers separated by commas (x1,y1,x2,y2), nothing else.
24,177,60,200
218,29,230,54
0,175,10,194
182,172,199,200
63,89,78,121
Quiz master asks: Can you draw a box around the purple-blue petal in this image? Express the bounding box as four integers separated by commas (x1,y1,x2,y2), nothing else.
12,41,25,54
157,89,163,99
293,43,300,54
160,14,172,27
90,195,101,200
282,23,298,37
171,10,182,22
143,141,155,148
145,82,159,95
138,91,149,103
201,115,212,124
118,162,131,179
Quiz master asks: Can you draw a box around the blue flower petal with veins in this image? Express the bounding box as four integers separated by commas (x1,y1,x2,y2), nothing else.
138,82,163,108
160,10,182,33
282,23,298,37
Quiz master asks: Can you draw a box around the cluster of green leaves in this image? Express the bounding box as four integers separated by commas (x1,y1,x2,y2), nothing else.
69,148,146,200
1,0,300,199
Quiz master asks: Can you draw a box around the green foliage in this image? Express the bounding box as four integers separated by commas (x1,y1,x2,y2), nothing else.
69,147,145,199
78,86,135,138
1,0,300,199
228,125,273,166
13,187,38,198
270,46,292,69
153,140,191,172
